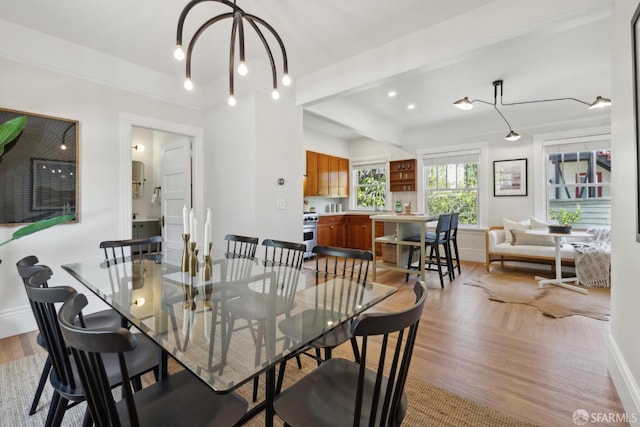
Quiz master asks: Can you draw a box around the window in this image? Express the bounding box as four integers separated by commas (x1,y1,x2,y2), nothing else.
544,138,611,228
423,151,479,225
352,162,388,209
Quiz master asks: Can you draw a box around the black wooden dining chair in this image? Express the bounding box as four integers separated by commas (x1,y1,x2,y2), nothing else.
275,246,373,393
100,235,163,266
24,270,159,427
15,256,123,417
273,280,427,427
225,238,306,401
58,292,248,427
224,233,259,258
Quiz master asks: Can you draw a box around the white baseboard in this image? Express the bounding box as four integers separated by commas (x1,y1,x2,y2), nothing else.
460,248,485,263
0,293,110,339
608,335,640,426
0,304,38,339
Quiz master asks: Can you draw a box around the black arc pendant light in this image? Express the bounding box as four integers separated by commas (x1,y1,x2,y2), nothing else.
174,0,291,106
453,80,611,142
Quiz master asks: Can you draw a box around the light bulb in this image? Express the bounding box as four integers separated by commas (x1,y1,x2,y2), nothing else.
174,45,185,61
238,61,248,76
282,74,291,86
184,78,193,91
60,144,67,150
272,89,280,100
453,97,474,110
228,95,237,106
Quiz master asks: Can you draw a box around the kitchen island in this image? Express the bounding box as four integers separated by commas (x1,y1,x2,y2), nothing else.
370,214,437,282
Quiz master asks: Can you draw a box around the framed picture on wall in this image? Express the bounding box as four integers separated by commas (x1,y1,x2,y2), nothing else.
493,158,528,197
632,2,640,242
0,107,78,225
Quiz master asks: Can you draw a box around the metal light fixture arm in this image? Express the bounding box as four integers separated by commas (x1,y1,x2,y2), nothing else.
495,79,591,107
175,0,290,101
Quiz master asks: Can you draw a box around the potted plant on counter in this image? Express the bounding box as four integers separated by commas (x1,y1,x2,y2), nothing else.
549,206,582,234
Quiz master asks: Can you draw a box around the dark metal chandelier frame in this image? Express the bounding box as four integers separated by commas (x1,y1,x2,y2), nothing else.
454,80,611,141
175,0,290,105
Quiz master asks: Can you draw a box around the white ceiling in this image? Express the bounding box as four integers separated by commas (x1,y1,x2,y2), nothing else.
1,0,613,147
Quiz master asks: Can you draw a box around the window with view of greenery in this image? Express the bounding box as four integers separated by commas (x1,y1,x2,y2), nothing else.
425,158,478,225
544,144,611,228
354,164,387,209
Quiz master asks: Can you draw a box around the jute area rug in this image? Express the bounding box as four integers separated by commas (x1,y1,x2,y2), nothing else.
1,351,537,427
464,270,610,321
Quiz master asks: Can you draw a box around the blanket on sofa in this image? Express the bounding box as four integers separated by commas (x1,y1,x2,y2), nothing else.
572,227,611,288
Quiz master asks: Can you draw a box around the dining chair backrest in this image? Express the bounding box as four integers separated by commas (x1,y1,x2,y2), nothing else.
24,271,81,392
433,213,452,243
350,280,427,425
100,236,163,266
312,245,373,283
449,212,459,239
16,255,52,287
224,234,259,259
58,292,140,427
262,239,306,270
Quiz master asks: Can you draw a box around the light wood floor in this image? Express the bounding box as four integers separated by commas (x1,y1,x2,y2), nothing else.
1,261,625,426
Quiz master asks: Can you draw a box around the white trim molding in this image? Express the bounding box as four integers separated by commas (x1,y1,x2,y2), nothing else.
608,335,640,425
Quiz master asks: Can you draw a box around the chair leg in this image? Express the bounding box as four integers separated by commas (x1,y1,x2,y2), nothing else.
252,376,260,402
29,355,52,415
350,337,360,364
453,239,461,274
276,358,288,395
45,391,61,427
315,348,322,366
405,246,415,282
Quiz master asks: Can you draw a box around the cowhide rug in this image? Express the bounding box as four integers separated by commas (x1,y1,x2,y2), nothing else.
463,270,610,321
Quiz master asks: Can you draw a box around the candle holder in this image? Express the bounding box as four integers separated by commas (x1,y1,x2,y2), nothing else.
203,254,212,282
181,234,190,273
189,242,198,278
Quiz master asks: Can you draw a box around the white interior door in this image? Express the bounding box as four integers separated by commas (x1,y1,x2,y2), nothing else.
161,138,192,250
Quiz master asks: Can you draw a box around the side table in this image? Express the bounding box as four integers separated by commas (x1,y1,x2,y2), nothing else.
526,229,592,294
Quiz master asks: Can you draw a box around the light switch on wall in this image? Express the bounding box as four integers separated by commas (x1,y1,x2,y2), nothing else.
276,199,285,209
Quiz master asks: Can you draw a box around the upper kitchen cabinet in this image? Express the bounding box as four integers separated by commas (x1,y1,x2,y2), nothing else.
389,159,416,192
305,150,349,197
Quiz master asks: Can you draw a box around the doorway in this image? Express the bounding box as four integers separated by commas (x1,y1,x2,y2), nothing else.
120,113,204,248
131,127,192,250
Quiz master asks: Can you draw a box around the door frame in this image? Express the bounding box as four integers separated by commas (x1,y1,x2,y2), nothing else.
119,112,204,238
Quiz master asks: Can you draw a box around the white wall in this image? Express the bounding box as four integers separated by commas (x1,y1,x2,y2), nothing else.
608,1,640,420
0,58,202,338
205,91,304,248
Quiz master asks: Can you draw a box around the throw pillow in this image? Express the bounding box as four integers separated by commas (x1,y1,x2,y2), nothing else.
529,216,548,229
510,229,555,246
503,218,530,244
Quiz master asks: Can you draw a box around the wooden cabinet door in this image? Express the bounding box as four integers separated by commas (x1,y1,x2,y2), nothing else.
329,156,340,196
305,151,318,196
317,223,331,246
338,157,349,196
317,153,330,196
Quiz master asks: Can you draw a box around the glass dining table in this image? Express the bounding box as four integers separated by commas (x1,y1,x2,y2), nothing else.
62,249,396,426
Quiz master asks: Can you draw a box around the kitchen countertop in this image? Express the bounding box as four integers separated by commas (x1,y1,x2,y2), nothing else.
317,211,394,216
132,217,160,223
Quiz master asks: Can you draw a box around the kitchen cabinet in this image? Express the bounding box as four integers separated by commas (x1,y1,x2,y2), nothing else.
346,215,384,255
317,215,345,247
132,220,161,239
305,151,349,197
389,159,416,192
304,151,318,196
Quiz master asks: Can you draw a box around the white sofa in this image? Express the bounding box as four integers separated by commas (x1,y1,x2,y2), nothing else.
485,226,577,272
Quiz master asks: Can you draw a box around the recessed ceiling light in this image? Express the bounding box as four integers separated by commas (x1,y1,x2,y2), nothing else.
407,104,416,110
388,91,397,98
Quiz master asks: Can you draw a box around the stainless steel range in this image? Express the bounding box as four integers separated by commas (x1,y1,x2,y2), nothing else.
302,212,319,258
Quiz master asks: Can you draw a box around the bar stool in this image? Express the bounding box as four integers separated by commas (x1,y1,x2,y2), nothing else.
404,213,453,288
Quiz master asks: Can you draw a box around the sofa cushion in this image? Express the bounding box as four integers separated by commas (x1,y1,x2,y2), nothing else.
503,218,529,244
529,216,549,229
510,229,555,246
492,241,576,260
